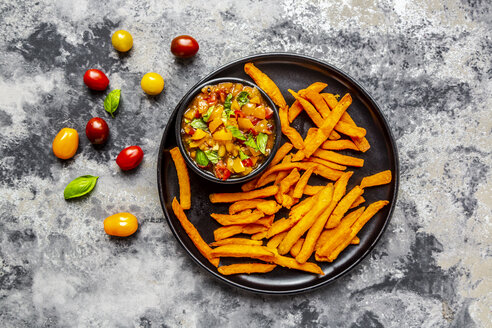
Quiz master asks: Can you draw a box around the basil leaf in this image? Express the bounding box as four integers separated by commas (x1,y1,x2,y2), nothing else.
239,149,249,160
104,89,120,118
202,106,214,122
190,118,208,131
222,93,233,121
237,91,249,107
195,149,209,166
226,126,246,140
204,150,219,164
64,175,99,200
244,134,258,150
257,133,268,155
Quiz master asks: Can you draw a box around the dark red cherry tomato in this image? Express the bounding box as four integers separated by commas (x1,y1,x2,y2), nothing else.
86,117,109,145
83,69,109,91
170,35,199,58
214,160,231,181
242,158,253,167
116,146,144,171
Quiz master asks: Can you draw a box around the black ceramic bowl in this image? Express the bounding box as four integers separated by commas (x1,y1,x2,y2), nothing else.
175,77,282,184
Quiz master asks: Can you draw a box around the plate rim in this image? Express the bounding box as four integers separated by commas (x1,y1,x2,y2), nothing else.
157,52,400,295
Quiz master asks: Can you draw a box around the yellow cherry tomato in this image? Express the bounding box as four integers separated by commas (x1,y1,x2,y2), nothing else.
104,212,138,237
52,128,79,159
111,30,133,52
141,72,164,95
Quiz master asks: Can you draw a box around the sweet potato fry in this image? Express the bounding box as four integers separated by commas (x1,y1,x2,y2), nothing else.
280,168,301,194
335,121,366,138
321,139,359,151
210,238,263,247
229,199,268,215
288,90,324,127
265,217,291,238
315,208,365,250
273,154,292,189
303,185,324,196
211,244,275,261
322,93,370,152
288,82,327,122
319,201,388,258
257,201,282,215
280,105,304,149
306,157,347,171
256,173,278,189
360,170,392,189
256,162,316,187
209,185,279,203
241,224,268,235
349,196,365,209
241,178,259,192
218,263,277,275
325,186,365,229
289,194,318,223
251,231,268,240
313,149,364,167
351,236,360,245
214,225,244,241
255,214,275,228
278,185,334,255
313,165,344,181
301,93,353,159
304,90,330,118
269,249,324,275
244,62,286,108
211,209,264,226
170,147,191,210
266,231,287,249
295,171,353,263
172,198,219,267
293,166,315,198
290,238,304,258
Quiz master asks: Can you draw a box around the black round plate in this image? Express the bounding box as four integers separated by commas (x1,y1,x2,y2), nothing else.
157,53,399,294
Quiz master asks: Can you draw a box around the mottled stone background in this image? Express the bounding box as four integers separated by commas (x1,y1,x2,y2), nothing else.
0,0,490,327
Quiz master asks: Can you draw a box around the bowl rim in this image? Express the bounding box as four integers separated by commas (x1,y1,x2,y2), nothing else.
174,76,282,184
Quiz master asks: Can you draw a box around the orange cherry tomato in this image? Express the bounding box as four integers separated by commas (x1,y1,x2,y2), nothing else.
104,212,138,237
52,128,79,159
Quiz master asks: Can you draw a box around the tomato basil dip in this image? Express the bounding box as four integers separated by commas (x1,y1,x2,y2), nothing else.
181,82,276,181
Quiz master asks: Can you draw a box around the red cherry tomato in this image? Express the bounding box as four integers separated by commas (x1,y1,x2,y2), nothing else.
265,106,274,119
170,35,199,58
83,69,109,91
234,110,245,118
215,161,231,181
86,117,109,145
242,158,253,167
116,146,144,171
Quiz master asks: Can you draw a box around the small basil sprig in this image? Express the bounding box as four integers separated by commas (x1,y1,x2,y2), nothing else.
222,94,233,121
237,91,249,107
256,133,268,155
239,149,249,160
244,134,258,150
204,150,219,164
64,175,99,200
226,126,246,140
195,149,209,166
190,118,208,131
202,106,214,122
104,89,121,118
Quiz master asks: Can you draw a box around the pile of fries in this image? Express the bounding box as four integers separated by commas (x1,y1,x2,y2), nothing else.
169,63,392,276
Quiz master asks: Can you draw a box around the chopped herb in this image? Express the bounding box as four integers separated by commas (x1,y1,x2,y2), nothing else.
202,106,214,122
244,134,258,150
226,126,246,140
239,150,249,160
257,133,268,155
222,93,233,121
190,118,208,131
195,149,209,166
204,150,219,164
237,91,249,107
